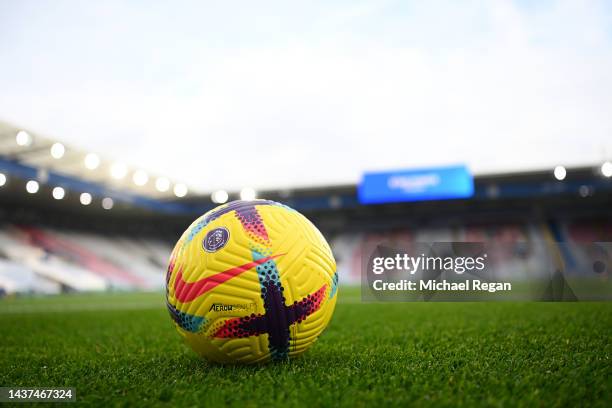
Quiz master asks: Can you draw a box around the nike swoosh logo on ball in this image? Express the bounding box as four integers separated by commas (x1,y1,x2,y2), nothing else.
173,253,284,302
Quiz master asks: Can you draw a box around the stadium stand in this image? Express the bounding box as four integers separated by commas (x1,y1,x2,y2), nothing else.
0,225,171,294
1,123,611,295
1,216,609,294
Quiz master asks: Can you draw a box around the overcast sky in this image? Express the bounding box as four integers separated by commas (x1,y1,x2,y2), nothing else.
1,0,611,192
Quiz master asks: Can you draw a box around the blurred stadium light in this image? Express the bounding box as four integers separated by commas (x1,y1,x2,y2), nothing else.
84,153,100,170
212,190,229,204
554,166,567,181
52,186,65,200
80,192,92,206
602,161,612,178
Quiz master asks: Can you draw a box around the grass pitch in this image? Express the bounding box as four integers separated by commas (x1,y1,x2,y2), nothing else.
0,289,610,407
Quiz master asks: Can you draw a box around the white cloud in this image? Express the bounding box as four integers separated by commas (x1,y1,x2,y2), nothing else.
0,0,611,191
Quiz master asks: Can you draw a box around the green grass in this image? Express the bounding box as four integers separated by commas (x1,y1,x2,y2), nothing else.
0,288,610,407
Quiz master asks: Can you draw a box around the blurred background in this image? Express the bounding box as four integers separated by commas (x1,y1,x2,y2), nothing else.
1,0,611,296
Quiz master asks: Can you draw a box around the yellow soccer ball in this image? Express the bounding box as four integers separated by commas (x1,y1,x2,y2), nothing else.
165,200,338,363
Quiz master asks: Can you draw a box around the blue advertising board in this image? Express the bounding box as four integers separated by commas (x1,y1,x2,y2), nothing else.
358,165,474,204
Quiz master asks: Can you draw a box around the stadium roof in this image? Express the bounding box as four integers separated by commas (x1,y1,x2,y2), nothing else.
0,120,189,201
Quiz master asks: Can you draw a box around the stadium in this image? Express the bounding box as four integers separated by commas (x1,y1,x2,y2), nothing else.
1,1,611,407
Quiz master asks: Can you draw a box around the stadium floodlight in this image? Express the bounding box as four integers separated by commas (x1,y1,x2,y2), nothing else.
133,170,149,186
155,177,170,192
110,163,128,179
0,173,6,187
16,130,32,146
80,192,92,205
174,183,188,198
84,153,101,170
211,190,229,204
553,165,566,181
240,187,256,200
26,180,39,194
52,186,65,200
50,142,65,159
601,161,612,178
102,197,114,210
